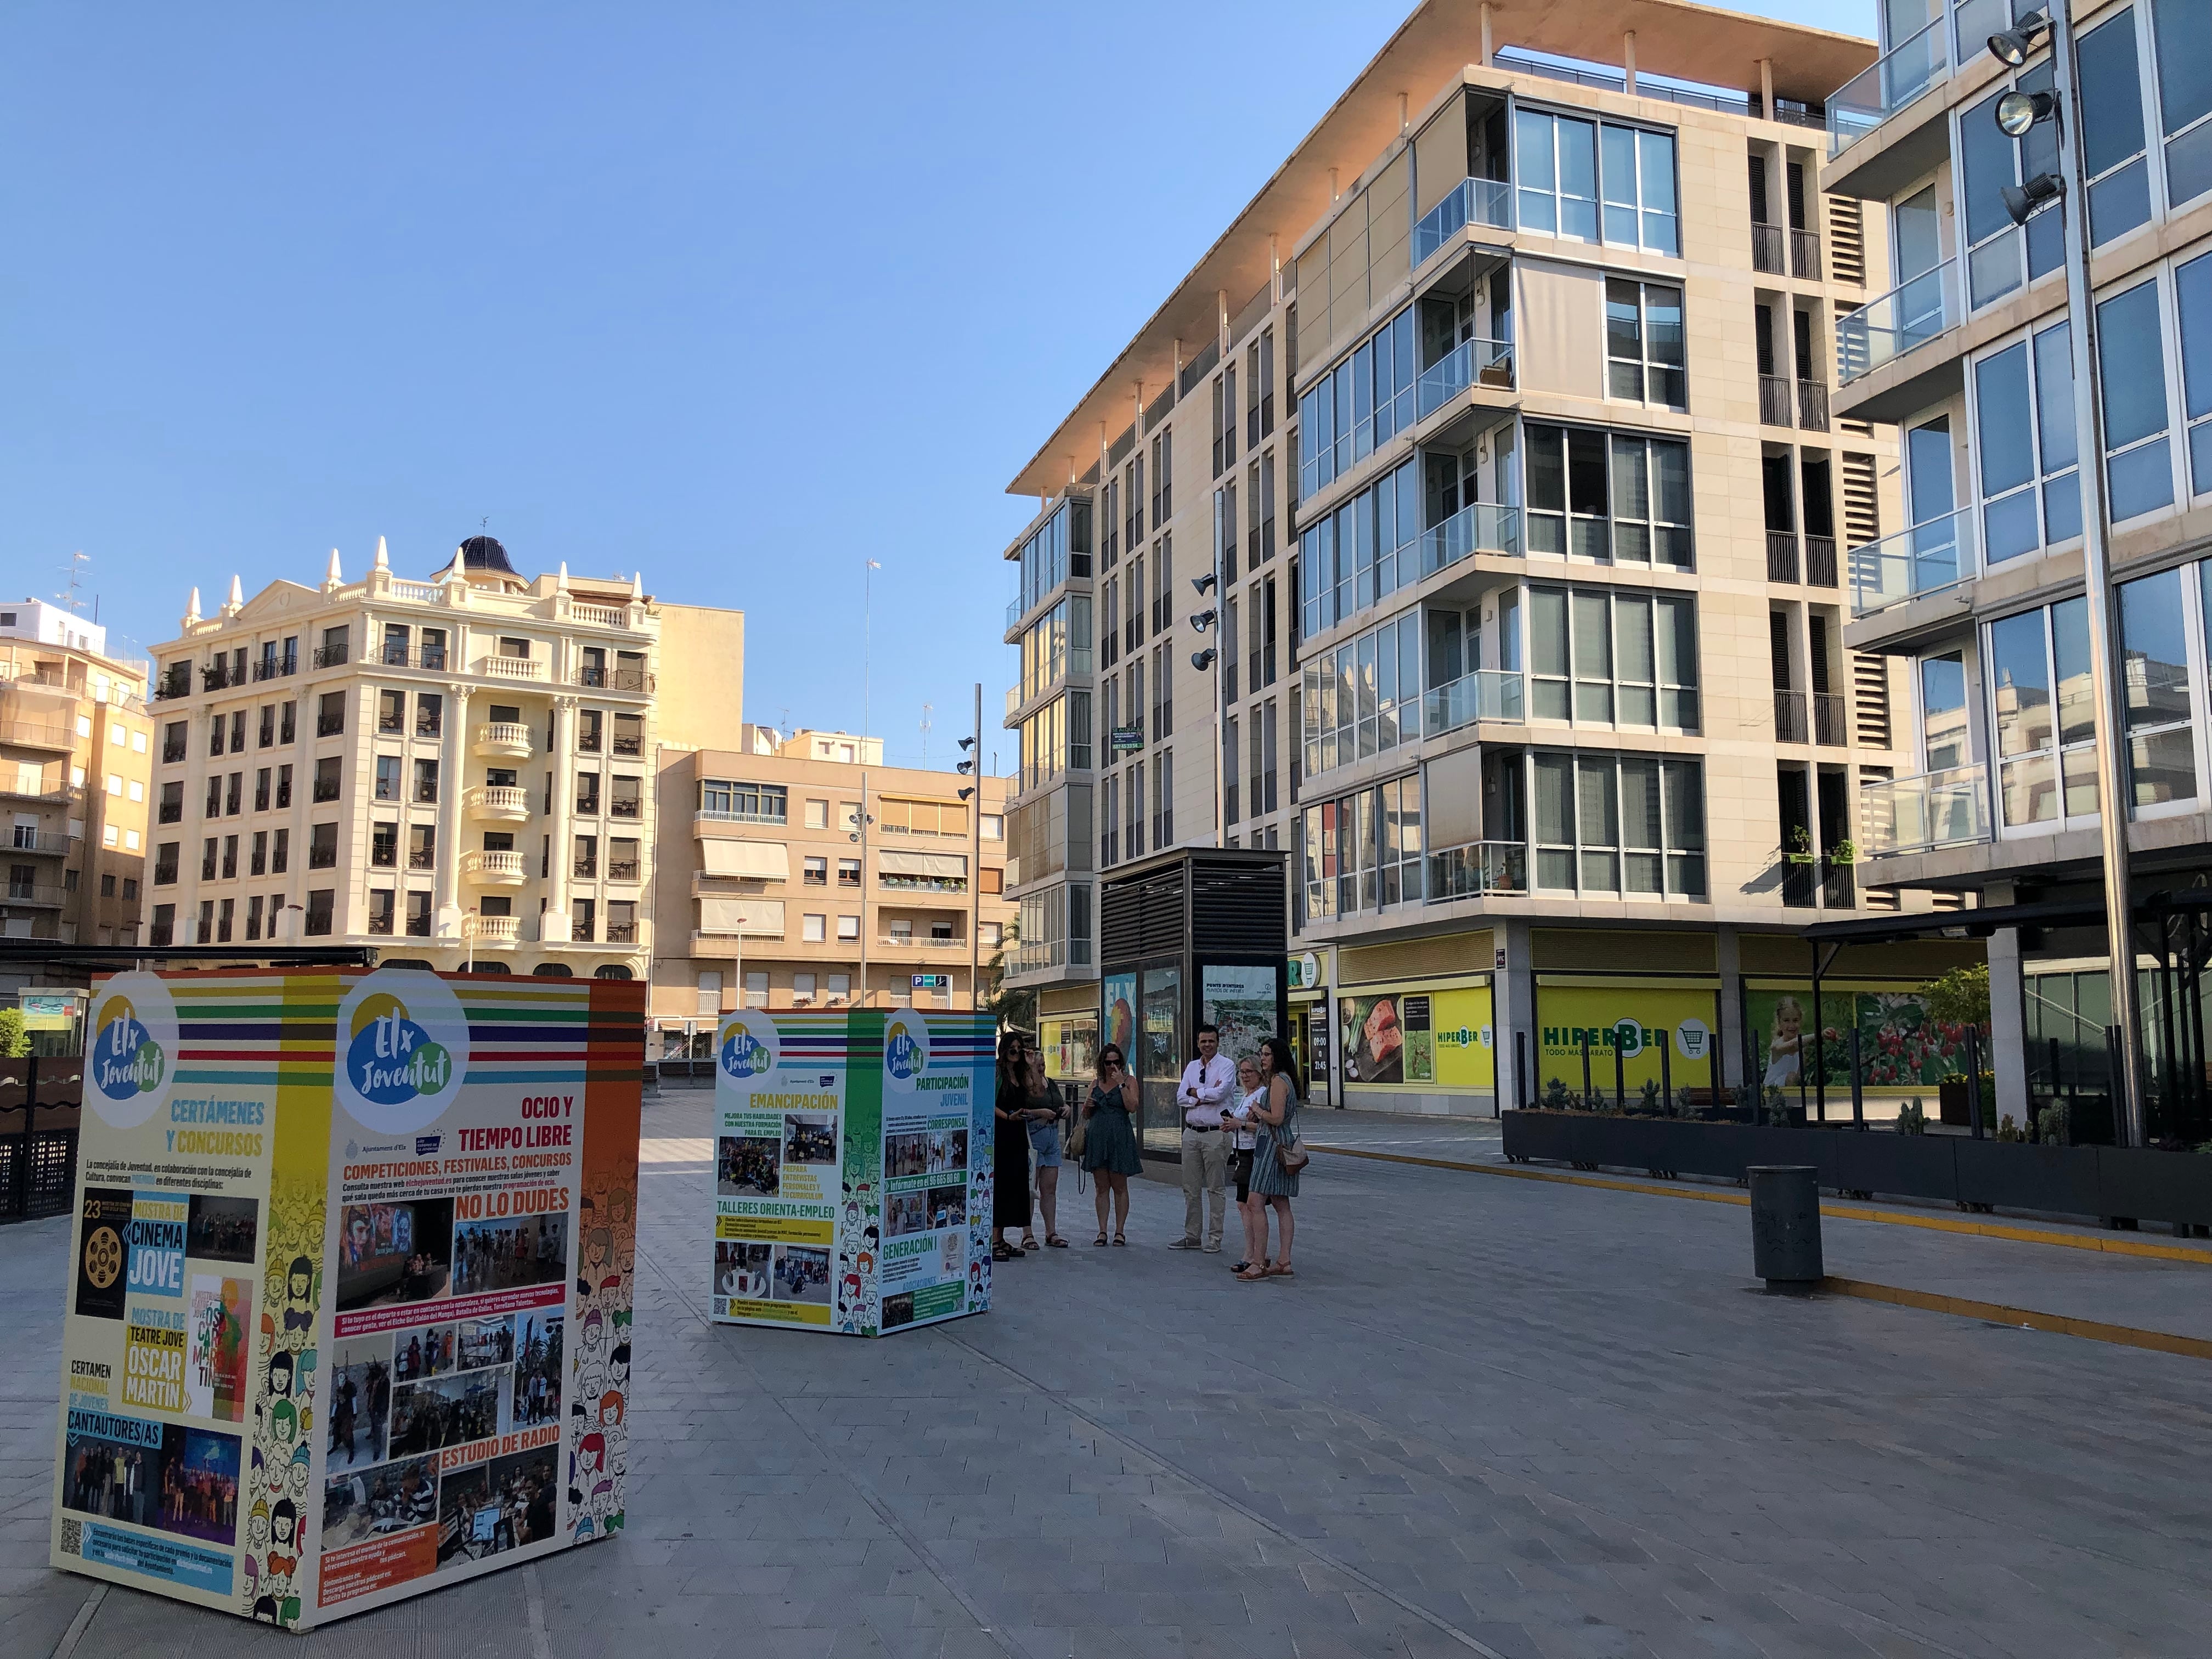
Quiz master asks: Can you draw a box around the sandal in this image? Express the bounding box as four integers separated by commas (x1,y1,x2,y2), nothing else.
1111,1232,1126,1246
1045,1235,1069,1248
1092,1232,1109,1246
1235,1261,1270,1282
1265,1263,1295,1278
1020,1235,1040,1251
991,1243,1017,1262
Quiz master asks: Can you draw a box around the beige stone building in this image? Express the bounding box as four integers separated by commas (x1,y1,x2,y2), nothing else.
649,725,1012,1047
1824,0,2212,1138
0,599,154,978
1002,0,1990,1115
139,537,741,978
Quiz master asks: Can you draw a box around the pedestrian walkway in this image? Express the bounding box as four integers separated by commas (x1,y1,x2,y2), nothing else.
5,1090,2211,1658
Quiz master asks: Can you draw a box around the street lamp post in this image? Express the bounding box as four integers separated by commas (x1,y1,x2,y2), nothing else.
1991,5,2148,1144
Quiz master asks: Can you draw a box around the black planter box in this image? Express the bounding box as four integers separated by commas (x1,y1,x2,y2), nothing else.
2096,1147,2212,1228
1953,1139,2102,1216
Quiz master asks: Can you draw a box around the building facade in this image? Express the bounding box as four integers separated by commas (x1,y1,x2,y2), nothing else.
648,724,1012,1047
0,600,154,975
1002,0,1989,1117
1825,0,2212,1137
139,537,741,979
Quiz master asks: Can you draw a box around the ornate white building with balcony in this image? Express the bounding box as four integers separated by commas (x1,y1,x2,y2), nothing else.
138,534,696,979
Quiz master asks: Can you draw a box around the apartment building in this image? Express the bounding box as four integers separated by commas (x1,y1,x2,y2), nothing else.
1824,0,2212,1135
139,537,742,978
649,724,1012,1042
0,600,154,977
1002,0,1995,1116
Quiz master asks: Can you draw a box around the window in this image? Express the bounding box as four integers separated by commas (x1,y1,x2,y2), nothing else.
201,837,217,881
1515,110,1678,255
1294,307,1417,496
1527,586,1699,730
1018,692,1091,791
802,855,827,885
2077,7,2152,247
207,714,224,759
406,891,432,936
251,830,269,876
374,755,400,801
1532,752,1706,896
154,842,179,885
612,712,644,756
609,837,640,881
1605,280,1686,407
1012,499,1092,619
128,779,145,804
280,701,296,743
837,858,860,887
158,781,183,825
229,711,246,753
1301,610,1421,777
308,822,338,870
2098,278,2175,520
414,758,439,804
317,691,346,737
1524,425,1692,567
698,780,788,821
607,900,636,943
2122,567,2197,808
980,813,1003,840
258,706,275,748
576,772,601,815
1974,320,2082,561
1296,456,1423,637
370,822,397,868
572,898,595,941
304,889,334,936
416,693,443,738
837,914,860,941
162,721,187,763
1018,597,1093,703
499,636,531,661
1961,63,2064,308
2176,248,2212,493
382,623,410,666
271,827,290,874
368,890,395,935
205,775,222,818
245,895,262,940
151,904,175,945
826,971,850,1003
408,824,434,871
99,872,116,899
275,763,292,809
377,689,404,733
1988,600,2096,830
221,834,239,878
610,776,641,819
2153,0,2212,207
801,798,829,830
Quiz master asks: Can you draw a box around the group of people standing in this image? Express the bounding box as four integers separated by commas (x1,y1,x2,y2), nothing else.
990,1024,1304,1280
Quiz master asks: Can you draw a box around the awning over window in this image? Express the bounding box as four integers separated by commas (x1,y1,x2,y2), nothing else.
698,898,784,936
878,849,968,878
699,838,789,879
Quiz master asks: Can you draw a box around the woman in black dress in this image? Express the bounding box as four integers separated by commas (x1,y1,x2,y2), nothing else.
1081,1043,1143,1245
992,1032,1039,1262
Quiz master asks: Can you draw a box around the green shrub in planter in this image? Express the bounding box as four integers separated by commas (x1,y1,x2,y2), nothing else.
1896,1098,1928,1135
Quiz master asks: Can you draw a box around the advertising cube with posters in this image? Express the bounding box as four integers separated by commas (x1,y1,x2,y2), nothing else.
51,967,643,1630
710,1007,994,1335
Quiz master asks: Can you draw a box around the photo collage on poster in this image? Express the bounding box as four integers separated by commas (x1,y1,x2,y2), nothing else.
713,1011,842,1327
876,1009,981,1331
60,1182,258,1596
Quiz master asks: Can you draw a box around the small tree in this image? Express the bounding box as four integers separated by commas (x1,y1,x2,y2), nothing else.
0,1008,29,1058
1924,964,1991,1029
983,923,1036,1034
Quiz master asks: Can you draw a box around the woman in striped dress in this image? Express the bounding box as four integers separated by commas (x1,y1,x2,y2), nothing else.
1239,1035,1302,1280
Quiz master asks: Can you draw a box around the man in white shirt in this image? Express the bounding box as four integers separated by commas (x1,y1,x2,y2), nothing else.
1170,1024,1235,1251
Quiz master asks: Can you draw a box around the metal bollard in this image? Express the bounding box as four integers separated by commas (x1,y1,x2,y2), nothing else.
1747,1165,1823,1293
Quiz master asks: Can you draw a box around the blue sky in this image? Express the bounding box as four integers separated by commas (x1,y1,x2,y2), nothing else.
0,1,1870,772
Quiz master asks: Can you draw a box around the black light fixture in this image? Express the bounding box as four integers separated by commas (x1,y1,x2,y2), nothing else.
2002,171,2064,226
1190,647,1217,671
957,786,975,801
1188,608,1216,632
1988,10,2050,67
1995,88,2056,137
956,758,974,774
957,735,975,751
1190,572,1216,594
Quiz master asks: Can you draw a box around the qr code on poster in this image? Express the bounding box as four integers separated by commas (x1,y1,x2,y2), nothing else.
59,1517,82,1556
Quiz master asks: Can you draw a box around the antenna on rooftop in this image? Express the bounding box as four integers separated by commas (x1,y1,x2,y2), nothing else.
919,702,933,764
55,550,90,614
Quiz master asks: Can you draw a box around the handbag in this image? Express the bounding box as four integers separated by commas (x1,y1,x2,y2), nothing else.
1273,1104,1310,1174
1064,1100,1088,1161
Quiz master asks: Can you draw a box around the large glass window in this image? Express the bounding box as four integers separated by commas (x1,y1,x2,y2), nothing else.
2119,567,2197,807
1295,308,1417,498
1523,424,1691,567
1297,456,1420,638
2097,278,2176,521
1605,279,1686,408
1531,752,1704,896
1014,500,1092,620
1961,63,2063,308
1301,610,1421,777
2078,8,2152,247
2152,0,2212,208
1298,775,1425,919
1514,111,1678,256
699,780,788,822
1986,601,2095,830
2176,247,2212,493
1019,596,1093,702
1526,586,1698,730
1920,651,1971,771
1973,319,2081,560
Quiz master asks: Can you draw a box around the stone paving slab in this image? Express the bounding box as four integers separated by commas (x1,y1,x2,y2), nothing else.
5,1090,2212,1657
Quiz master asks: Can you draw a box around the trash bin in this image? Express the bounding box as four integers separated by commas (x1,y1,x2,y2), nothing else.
1747,1164,1822,1291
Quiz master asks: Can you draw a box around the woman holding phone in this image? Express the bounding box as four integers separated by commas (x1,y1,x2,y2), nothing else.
1239,1034,1303,1280
1081,1043,1143,1245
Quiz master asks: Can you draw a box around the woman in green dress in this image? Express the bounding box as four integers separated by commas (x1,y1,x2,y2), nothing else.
1239,1035,1302,1280
1081,1043,1143,1245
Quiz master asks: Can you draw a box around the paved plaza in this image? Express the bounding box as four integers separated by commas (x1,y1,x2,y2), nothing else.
7,1095,2212,1659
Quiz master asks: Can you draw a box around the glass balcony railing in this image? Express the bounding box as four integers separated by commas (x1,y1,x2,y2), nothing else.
1860,763,1992,856
1425,840,1529,901
1827,13,1950,157
1414,336,1516,419
1005,596,1022,632
1423,670,1526,737
1848,506,1977,617
1837,258,1959,384
1413,178,1513,267
1419,502,1521,577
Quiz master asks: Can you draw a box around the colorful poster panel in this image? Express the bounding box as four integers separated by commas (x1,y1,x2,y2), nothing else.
1536,983,1718,1101
1745,983,1964,1091
710,1010,845,1330
876,1009,992,1334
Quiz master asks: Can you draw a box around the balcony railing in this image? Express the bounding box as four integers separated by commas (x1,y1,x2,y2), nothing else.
1767,531,1801,584
1837,257,1959,384
1752,223,1785,276
464,849,528,882
1805,534,1838,587
8,830,69,855
1827,12,1950,157
1412,177,1513,267
1781,861,1820,909
468,914,522,943
608,858,639,881
1426,840,1528,901
1414,336,1516,420
312,644,349,669
3,882,66,907
696,806,787,826
1823,861,1857,909
475,721,533,755
606,919,637,944
1814,692,1848,746
1420,502,1521,578
1009,938,1065,974
1791,229,1822,281
571,602,630,628
1848,507,1977,617
1005,596,1022,633
468,785,532,817
608,795,642,820
1861,764,1992,857
1774,690,1808,744
574,666,652,692
1759,375,1794,427
1423,669,1526,737
253,654,297,681
479,656,545,681
1799,379,1831,431
156,667,191,700
881,935,967,950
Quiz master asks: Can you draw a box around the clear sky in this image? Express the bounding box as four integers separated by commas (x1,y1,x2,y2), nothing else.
0,0,1871,772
